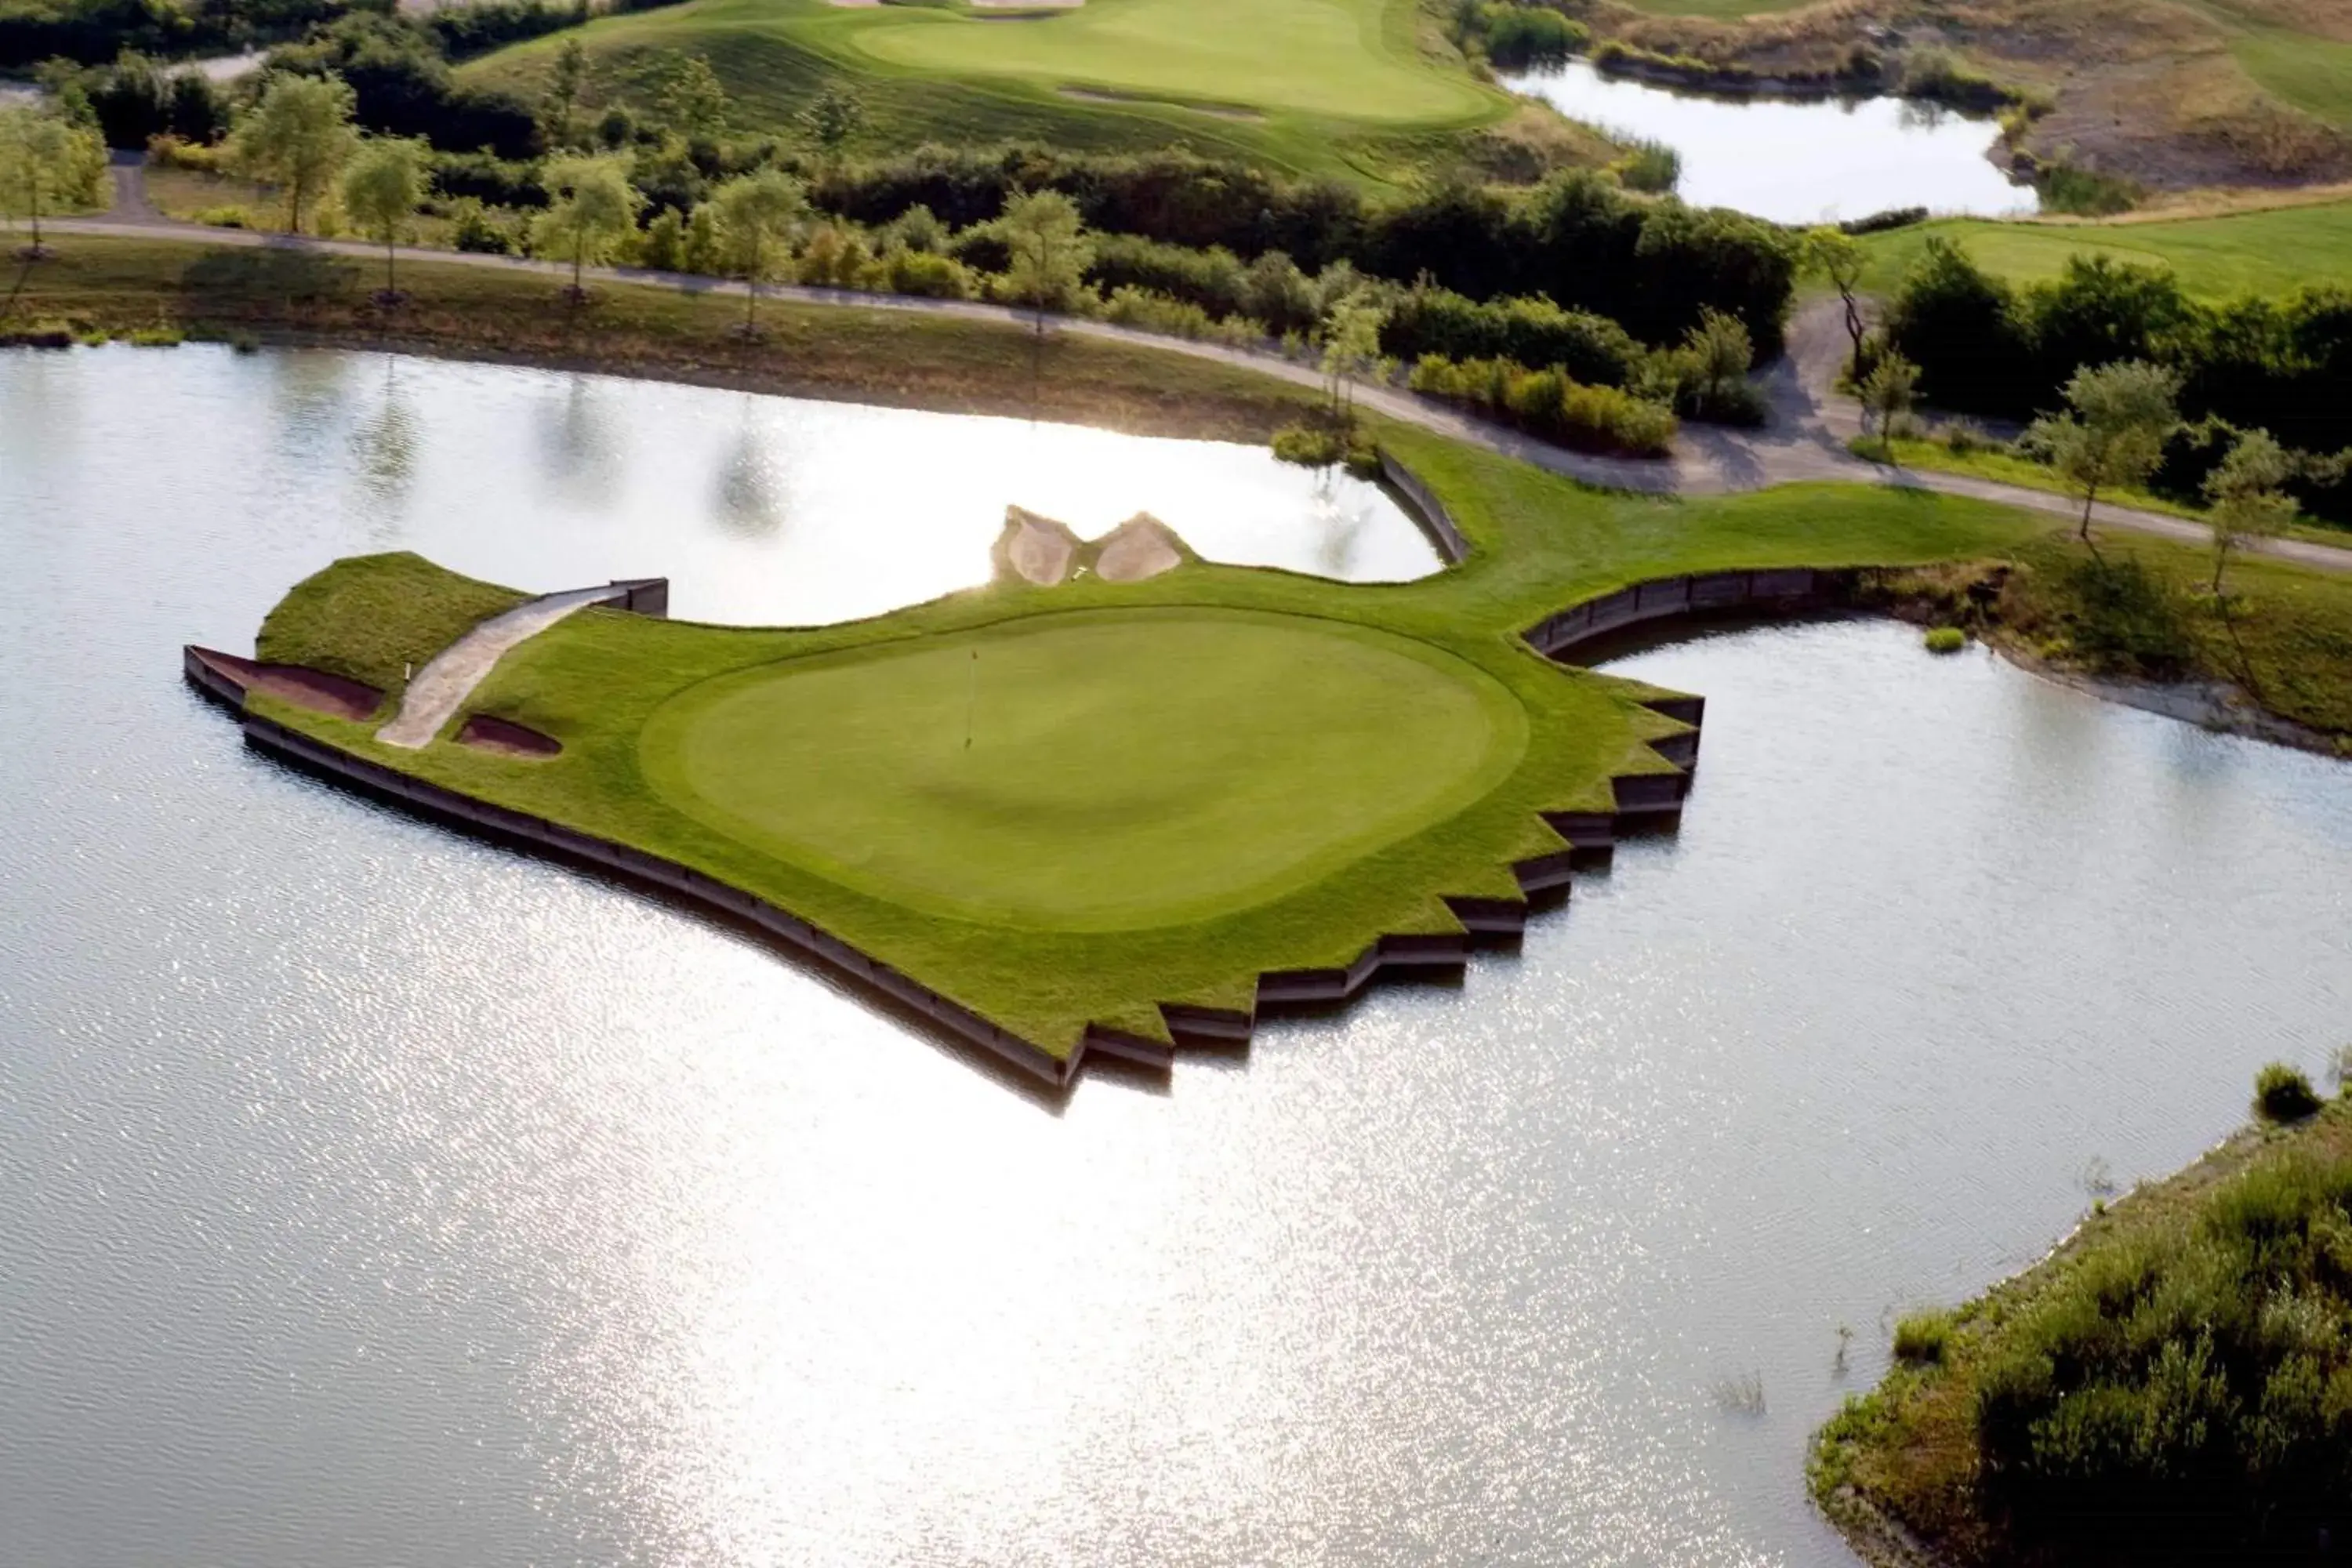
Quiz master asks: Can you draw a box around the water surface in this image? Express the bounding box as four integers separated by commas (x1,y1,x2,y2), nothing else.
1504,60,2039,223
3,345,2348,1566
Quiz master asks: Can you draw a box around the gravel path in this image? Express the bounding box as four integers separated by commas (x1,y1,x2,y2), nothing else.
377,584,627,749
39,216,2352,576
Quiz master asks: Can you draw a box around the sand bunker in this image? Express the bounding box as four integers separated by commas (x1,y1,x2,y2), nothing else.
995,506,1082,586
1094,514,1185,582
457,713,562,758
188,647,382,720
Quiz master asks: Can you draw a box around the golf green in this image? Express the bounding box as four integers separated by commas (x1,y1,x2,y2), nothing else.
637,607,1530,932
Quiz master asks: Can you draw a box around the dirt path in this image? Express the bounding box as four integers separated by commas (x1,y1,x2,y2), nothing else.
377,583,627,748
38,216,2352,577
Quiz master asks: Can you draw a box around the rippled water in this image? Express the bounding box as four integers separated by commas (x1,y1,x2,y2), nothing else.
0,345,1430,629
1504,60,2039,224
5,346,2349,1566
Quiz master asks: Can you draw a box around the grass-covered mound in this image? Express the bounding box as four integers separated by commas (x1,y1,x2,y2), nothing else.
1813,1091,2352,1566
257,552,527,701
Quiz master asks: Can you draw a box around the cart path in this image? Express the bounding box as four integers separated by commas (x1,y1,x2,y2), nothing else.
377,583,629,749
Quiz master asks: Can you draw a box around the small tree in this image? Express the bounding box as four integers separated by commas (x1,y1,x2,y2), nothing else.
2028,359,2181,553
338,135,429,299
1857,350,1918,459
539,38,590,152
657,55,728,144
1318,293,1385,420
709,168,808,334
800,84,864,158
1803,226,1870,381
2203,427,2296,597
230,73,358,235
1000,188,1092,336
532,154,644,301
0,104,107,256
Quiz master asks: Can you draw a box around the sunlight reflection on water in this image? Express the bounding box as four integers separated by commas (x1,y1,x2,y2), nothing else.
3,347,2348,1567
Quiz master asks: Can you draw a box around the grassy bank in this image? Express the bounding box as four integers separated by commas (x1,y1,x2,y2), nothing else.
1813,1089,2352,1566
1857,201,2352,299
0,234,1320,442
459,0,1535,181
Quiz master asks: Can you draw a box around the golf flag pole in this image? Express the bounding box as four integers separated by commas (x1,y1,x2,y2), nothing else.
964,647,978,750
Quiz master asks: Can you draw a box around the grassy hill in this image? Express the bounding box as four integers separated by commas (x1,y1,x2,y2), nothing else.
1857,198,2352,299
460,0,1544,180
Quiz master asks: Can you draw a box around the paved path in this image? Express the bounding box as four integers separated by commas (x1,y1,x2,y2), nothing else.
377,584,628,748
39,213,2352,576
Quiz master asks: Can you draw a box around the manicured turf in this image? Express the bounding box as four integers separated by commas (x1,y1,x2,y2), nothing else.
848,0,1489,123
462,0,1511,178
1857,202,2352,299
639,608,1527,931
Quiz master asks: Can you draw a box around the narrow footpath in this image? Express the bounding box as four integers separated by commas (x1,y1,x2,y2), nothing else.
38,205,2352,578
377,583,630,748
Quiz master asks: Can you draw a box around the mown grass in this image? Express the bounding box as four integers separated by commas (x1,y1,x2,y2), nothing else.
1857,201,2352,299
1812,1098,2352,1567
256,551,527,700
461,0,1516,180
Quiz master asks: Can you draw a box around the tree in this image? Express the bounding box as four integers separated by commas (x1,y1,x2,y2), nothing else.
1319,292,1385,420
800,84,864,158
656,55,728,144
2027,359,2181,552
1857,351,1918,460
2202,427,2296,597
709,168,808,334
1000,188,1092,336
539,38,589,151
0,105,107,256
230,73,358,235
531,154,644,301
1802,225,1869,380
338,135,429,299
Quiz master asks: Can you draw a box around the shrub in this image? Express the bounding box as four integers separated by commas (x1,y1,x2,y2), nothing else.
1924,626,1967,654
1272,423,1345,467
146,134,227,173
2256,1062,2323,1123
1468,2,1588,67
1893,1310,1954,1362
0,321,74,349
190,205,252,230
1088,232,1247,319
1939,419,1991,456
445,198,521,256
1382,285,1646,387
882,245,974,300
1410,352,1677,457
2039,162,2141,217
1614,138,1679,195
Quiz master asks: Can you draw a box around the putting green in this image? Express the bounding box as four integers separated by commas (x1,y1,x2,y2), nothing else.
847,0,1490,124
637,608,1530,931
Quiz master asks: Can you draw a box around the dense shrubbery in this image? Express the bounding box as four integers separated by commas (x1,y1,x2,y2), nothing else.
1966,1119,2352,1559
1885,240,2352,521
807,147,1794,354
0,0,350,68
1408,354,1677,457
1458,1,1588,68
267,13,539,158
1382,282,1646,387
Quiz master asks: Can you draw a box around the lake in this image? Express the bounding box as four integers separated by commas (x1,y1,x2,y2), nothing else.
3,345,2347,1566
1503,60,2040,225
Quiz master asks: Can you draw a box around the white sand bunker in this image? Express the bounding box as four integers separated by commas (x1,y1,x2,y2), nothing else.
995,506,1083,586
1094,514,1185,583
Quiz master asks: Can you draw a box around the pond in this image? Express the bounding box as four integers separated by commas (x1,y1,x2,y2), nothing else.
4,346,2349,1566
1503,60,2040,225
0,345,1433,629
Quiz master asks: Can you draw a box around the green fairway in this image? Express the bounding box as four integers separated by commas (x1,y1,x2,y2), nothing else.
848,0,1488,124
641,608,1526,930
462,0,1512,177
1856,201,2352,299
